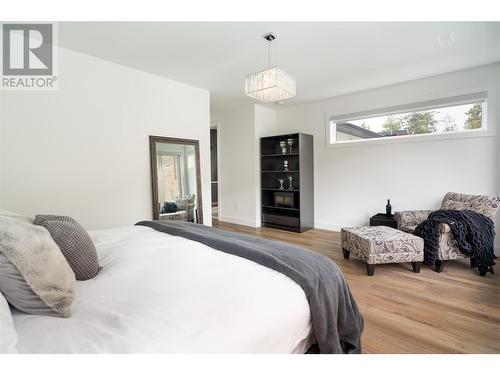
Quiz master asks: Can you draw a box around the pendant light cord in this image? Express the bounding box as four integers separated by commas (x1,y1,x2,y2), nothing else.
268,39,271,67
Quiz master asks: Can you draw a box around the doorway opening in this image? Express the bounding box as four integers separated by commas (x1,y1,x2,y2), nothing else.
210,124,220,221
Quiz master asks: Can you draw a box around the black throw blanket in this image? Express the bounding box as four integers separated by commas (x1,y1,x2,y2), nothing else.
136,220,364,354
414,210,496,274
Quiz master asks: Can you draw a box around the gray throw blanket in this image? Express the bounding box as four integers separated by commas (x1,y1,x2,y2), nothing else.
414,210,496,275
136,220,364,354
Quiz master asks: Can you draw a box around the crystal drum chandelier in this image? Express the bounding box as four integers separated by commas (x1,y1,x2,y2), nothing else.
244,33,296,103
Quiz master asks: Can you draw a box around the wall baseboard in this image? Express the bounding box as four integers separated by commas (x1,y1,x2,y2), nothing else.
218,216,260,228
314,221,343,232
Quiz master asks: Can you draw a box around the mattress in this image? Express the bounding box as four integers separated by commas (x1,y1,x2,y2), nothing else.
12,226,314,353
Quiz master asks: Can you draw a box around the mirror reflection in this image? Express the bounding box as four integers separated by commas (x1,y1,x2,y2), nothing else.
150,136,203,223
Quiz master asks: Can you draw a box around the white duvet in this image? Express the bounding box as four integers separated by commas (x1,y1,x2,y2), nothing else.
12,226,313,353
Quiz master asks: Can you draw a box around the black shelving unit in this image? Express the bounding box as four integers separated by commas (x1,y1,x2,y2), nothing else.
260,133,314,232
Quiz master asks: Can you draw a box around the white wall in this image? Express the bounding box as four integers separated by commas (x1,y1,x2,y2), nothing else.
211,104,277,227
274,63,499,245
0,47,211,229
211,105,256,226
254,105,278,222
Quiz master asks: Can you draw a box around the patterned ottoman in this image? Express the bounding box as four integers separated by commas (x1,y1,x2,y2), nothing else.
341,226,424,276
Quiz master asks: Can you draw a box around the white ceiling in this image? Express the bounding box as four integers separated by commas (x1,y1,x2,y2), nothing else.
59,22,500,112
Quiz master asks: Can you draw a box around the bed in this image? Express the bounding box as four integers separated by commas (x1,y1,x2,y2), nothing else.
11,225,315,353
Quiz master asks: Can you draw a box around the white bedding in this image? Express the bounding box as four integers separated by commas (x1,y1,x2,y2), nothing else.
12,226,313,353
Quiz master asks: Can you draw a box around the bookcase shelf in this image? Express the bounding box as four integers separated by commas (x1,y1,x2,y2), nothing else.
261,170,300,173
260,133,314,233
261,153,300,157
262,188,300,192
262,205,300,211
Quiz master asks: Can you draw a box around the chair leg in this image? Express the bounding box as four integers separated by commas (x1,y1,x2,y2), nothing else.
470,257,476,268
434,260,444,273
472,258,487,276
342,248,350,260
366,263,375,276
412,261,421,273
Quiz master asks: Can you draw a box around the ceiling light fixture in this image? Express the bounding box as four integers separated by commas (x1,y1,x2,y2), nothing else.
244,33,296,103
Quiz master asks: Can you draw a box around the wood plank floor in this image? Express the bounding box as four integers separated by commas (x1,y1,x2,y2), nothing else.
213,220,500,354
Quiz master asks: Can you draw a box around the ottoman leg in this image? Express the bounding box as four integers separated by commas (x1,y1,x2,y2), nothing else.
342,248,350,260
434,260,444,273
412,261,421,273
366,263,375,276
470,257,476,268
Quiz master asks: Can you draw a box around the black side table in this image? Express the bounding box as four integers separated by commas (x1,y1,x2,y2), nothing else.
370,213,398,229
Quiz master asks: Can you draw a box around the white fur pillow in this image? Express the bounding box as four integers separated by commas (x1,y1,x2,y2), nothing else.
0,291,18,353
0,216,76,318
0,208,33,223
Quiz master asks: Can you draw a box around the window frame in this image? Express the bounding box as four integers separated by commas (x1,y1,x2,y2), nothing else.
157,151,184,202
325,87,496,148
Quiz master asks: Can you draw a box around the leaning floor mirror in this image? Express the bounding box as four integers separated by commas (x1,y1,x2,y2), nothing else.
149,136,203,224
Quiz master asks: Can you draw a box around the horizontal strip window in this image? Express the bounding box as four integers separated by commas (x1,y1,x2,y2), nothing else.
328,92,488,145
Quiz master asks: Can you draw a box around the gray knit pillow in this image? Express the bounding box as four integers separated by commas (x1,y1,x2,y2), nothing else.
33,215,101,280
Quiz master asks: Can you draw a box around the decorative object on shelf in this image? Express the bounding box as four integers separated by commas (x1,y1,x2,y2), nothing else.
277,179,285,190
279,140,287,155
283,160,289,171
244,33,296,103
288,176,294,190
287,138,294,154
274,191,294,208
386,199,392,216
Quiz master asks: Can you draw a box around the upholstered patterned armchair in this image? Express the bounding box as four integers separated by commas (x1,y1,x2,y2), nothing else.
395,192,500,273
159,194,196,222
175,194,196,222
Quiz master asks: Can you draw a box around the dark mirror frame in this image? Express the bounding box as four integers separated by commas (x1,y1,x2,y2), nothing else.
149,135,203,224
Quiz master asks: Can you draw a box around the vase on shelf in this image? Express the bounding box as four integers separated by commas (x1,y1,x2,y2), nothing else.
287,138,294,154
277,179,285,190
279,141,287,155
288,176,294,190
283,160,289,171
